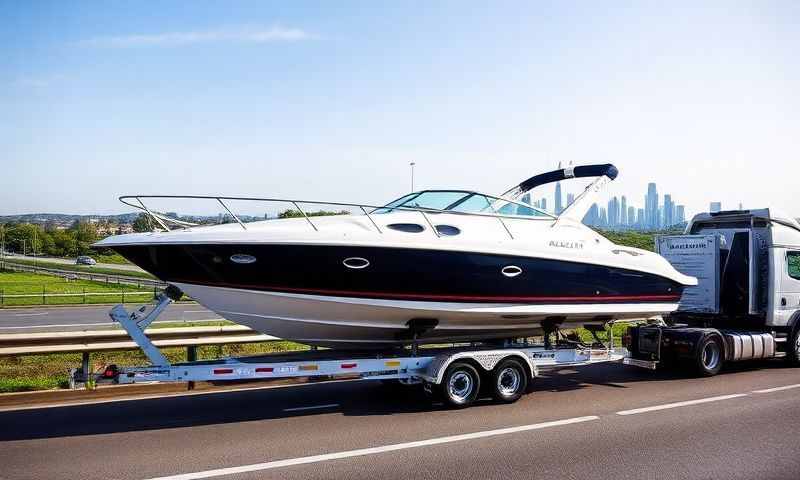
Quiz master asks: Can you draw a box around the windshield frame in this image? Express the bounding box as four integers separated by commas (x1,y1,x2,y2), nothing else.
377,190,556,219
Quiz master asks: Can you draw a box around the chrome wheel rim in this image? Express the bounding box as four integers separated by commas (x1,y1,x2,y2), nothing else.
702,341,720,370
448,372,473,402
497,367,521,396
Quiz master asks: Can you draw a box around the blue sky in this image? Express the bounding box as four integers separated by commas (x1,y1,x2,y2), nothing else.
1,1,798,216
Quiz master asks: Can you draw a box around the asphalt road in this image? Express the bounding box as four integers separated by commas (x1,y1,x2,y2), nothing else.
2,361,799,480
4,254,145,272
0,304,220,331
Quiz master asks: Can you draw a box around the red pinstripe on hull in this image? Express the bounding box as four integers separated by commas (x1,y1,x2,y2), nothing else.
176,280,681,303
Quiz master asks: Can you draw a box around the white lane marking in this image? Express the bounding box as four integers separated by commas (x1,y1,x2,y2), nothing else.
283,403,339,412
13,312,48,317
182,310,209,313
616,393,747,416
144,416,600,480
752,383,800,394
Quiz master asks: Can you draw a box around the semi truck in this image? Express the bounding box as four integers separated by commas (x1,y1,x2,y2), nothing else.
624,208,800,375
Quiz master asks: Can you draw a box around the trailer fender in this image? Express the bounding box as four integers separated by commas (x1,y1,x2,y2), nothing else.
425,350,537,385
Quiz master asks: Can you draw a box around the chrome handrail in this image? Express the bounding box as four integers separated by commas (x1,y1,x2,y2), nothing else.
118,193,555,240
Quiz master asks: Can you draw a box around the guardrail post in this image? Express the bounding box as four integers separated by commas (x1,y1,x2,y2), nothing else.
187,345,197,390
81,352,91,390
122,289,125,304
83,287,86,304
42,285,46,305
0,288,3,305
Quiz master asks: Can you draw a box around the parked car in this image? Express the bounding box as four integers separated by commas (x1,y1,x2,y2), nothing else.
76,256,97,265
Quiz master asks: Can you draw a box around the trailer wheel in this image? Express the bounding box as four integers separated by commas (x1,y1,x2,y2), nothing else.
491,359,528,403
438,362,481,408
694,335,723,376
787,327,800,367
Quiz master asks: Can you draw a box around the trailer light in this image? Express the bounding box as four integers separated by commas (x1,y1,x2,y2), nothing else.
213,368,234,374
255,367,274,373
341,363,357,369
299,364,319,371
385,361,401,367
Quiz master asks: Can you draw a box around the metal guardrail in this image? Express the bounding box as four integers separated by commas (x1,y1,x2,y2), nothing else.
0,325,278,356
0,260,166,288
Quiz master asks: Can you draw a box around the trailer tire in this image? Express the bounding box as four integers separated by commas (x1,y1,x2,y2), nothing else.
786,326,800,367
693,334,723,377
491,359,528,403
438,362,481,409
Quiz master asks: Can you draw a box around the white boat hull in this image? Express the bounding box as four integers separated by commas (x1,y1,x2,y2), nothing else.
175,282,678,348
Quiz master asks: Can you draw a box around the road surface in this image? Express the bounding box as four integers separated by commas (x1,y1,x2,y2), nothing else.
0,304,220,331
3,254,145,272
1,361,798,479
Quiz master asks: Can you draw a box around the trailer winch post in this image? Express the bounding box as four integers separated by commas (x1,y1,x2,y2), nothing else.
109,293,173,367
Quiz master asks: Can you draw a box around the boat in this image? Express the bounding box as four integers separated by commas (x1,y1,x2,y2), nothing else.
94,164,697,348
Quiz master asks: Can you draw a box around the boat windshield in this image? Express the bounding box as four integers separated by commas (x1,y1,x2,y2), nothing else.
375,191,552,217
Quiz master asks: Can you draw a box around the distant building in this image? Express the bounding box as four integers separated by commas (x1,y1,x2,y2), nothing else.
628,206,636,228
619,196,627,226
710,202,722,213
608,197,620,228
645,183,659,229
554,182,563,215
676,205,685,225
567,193,575,208
663,194,674,227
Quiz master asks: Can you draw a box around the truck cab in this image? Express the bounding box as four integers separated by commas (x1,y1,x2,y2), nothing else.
625,209,800,375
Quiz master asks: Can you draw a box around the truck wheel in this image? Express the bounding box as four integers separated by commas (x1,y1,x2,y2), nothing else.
438,362,481,408
786,327,800,367
491,359,528,403
694,335,723,376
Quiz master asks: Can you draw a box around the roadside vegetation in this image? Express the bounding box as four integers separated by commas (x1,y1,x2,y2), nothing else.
0,271,156,307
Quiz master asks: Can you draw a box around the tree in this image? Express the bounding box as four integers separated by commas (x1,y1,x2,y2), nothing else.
132,213,153,232
278,209,350,219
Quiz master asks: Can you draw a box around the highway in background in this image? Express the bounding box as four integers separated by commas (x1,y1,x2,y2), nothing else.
3,254,146,273
0,304,220,331
1,362,799,479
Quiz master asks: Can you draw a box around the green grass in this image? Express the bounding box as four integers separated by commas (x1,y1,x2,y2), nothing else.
0,271,157,306
1,258,156,280
88,252,132,265
0,341,309,393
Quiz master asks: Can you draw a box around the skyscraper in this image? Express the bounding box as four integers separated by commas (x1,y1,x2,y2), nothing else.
676,205,685,225
620,196,627,226
628,206,636,229
710,202,722,213
540,198,547,212
521,193,531,205
645,183,659,229
637,208,645,228
567,193,575,208
554,182,563,215
608,197,620,228
663,194,674,227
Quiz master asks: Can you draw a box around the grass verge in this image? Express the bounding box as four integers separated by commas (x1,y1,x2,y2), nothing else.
0,271,157,307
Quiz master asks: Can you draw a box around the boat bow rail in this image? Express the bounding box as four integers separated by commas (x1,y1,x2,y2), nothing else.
118,192,556,240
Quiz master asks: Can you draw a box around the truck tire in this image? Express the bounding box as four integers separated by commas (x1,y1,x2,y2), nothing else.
693,334,723,376
787,326,800,367
438,362,481,408
491,359,528,404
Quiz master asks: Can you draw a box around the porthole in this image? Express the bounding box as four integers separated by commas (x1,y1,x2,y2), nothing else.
501,265,522,277
230,254,257,264
343,257,370,269
435,225,461,236
387,223,425,233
